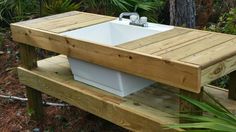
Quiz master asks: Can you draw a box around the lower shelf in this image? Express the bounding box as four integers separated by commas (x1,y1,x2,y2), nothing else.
17,55,236,132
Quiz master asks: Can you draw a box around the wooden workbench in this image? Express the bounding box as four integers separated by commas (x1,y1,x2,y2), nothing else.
11,11,236,93
11,11,236,131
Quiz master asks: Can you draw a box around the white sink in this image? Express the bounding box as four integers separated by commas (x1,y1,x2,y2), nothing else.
61,19,174,46
61,19,174,97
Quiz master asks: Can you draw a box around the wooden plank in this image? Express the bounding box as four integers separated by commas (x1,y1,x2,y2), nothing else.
204,85,236,114
11,24,201,93
134,31,210,54
127,84,179,114
16,11,80,26
154,34,214,56
130,83,236,116
15,11,115,33
26,13,100,29
35,60,72,82
51,16,115,33
26,13,114,33
201,55,236,85
117,27,192,50
17,67,180,132
181,37,236,67
228,71,236,100
19,44,43,121
158,34,235,60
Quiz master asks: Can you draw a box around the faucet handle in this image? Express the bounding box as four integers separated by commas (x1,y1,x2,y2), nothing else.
130,15,138,23
140,17,147,24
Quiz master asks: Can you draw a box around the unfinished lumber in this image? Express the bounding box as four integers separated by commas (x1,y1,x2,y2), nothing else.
19,44,43,120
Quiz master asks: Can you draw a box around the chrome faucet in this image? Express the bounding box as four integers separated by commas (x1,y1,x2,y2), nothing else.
119,12,139,21
119,12,148,27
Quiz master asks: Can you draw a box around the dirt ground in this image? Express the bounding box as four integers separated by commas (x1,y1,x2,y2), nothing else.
0,30,127,131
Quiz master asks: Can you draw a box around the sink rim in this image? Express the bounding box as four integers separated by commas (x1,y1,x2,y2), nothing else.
59,18,174,46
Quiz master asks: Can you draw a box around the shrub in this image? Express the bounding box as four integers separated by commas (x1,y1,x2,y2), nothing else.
220,8,236,35
0,0,38,27
80,0,165,22
41,0,81,16
208,8,236,35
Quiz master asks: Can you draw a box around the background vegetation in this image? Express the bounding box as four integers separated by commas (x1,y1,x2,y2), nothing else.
0,0,38,27
1,0,236,131
2,0,234,88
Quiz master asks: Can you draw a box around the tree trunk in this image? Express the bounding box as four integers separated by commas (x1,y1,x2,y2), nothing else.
169,0,196,28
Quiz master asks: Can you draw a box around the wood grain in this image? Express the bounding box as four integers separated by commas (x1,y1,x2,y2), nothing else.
159,34,235,60
26,13,115,33
134,30,210,54
181,37,236,67
16,11,80,25
117,27,191,50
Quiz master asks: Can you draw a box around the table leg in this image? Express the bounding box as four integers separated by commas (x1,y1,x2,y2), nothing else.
228,71,236,100
179,88,203,123
20,44,43,120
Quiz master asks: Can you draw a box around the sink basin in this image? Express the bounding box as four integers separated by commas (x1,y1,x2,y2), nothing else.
61,19,174,46
61,19,174,97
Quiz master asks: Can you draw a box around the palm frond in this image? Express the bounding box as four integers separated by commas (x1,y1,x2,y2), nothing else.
166,94,236,132
168,122,236,132
80,0,165,22
42,0,80,16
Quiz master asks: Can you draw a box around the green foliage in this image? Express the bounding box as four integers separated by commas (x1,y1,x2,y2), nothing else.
221,8,236,35
0,0,16,26
0,0,38,27
167,94,236,132
208,8,236,35
42,0,81,16
81,0,165,22
211,75,229,88
0,0,165,25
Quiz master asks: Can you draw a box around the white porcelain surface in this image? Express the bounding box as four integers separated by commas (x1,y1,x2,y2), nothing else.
62,19,174,96
60,19,174,46
68,57,154,97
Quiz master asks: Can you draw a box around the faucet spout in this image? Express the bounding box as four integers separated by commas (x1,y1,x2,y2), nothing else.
119,12,139,21
119,12,148,27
